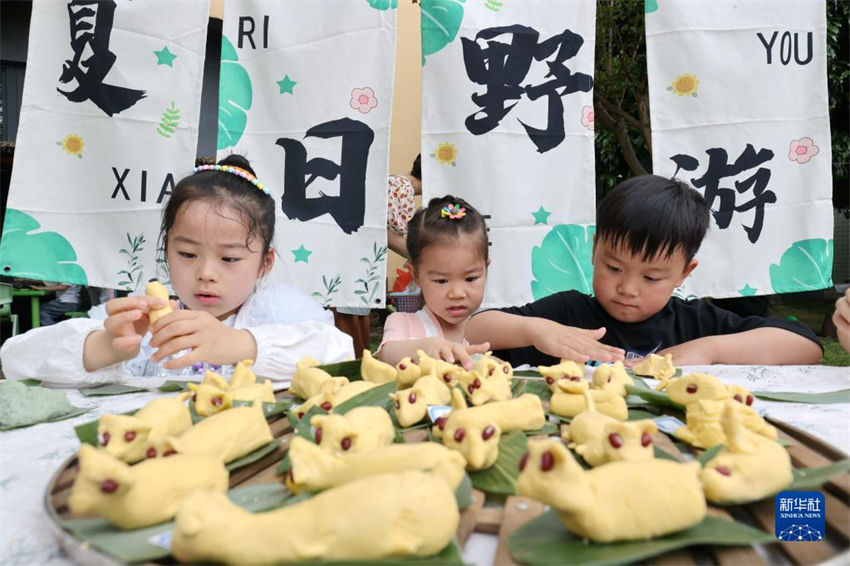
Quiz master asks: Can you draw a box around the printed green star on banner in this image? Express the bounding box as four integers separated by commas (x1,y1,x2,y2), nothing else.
154,46,177,67
292,245,312,263
532,206,552,225
738,284,757,297
277,75,297,94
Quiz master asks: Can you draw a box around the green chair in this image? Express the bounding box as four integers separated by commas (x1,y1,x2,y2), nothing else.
0,283,19,337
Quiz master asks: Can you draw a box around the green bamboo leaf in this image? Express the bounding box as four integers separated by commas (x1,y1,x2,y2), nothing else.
157,380,193,392
19,379,42,386
697,444,725,466
625,385,685,412
0,406,90,431
334,381,397,414
231,399,291,418
468,431,528,495
525,421,559,436
790,460,850,490
653,446,679,461
513,370,542,378
78,383,148,397
317,358,362,381
57,483,298,563
455,473,473,510
753,389,850,404
627,408,659,421
508,511,774,565
225,438,281,471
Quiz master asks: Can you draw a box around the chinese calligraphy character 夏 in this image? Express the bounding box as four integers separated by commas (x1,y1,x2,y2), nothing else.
670,143,777,243
58,0,146,116
461,25,593,153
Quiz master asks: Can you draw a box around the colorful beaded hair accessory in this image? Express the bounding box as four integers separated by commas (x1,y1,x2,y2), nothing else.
441,203,467,220
192,164,270,195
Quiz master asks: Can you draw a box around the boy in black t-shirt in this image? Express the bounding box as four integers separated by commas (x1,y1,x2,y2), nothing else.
466,175,823,367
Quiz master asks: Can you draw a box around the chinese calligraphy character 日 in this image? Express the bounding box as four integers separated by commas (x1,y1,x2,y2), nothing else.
276,118,374,235
58,0,146,116
461,25,593,153
671,144,777,243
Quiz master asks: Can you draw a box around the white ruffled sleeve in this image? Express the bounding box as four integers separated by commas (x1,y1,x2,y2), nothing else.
0,316,133,385
233,282,354,381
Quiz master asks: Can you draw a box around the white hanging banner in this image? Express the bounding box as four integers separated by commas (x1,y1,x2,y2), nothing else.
0,0,210,291
421,0,597,308
646,0,833,299
218,0,396,308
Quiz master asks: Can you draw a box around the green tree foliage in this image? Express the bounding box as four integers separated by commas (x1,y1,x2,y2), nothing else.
593,0,849,207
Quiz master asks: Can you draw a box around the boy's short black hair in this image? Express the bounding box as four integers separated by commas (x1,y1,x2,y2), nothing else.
596,175,710,264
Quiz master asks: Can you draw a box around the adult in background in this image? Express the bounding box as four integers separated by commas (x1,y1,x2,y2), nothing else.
334,154,422,355
32,282,82,326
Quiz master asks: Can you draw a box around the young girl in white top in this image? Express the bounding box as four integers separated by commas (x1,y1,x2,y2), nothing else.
378,195,490,369
1,155,353,385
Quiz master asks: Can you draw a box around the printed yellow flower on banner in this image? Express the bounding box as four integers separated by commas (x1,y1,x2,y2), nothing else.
57,134,84,158
432,142,458,166
668,73,699,97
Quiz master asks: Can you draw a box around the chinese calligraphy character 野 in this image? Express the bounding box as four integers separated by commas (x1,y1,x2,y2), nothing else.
461,25,593,153
276,118,374,234
58,0,146,116
671,144,777,243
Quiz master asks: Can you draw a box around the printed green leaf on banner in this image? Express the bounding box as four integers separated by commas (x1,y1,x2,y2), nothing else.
421,0,466,63
218,35,252,150
769,238,833,294
531,224,595,300
367,0,398,9
0,209,87,284
507,511,774,565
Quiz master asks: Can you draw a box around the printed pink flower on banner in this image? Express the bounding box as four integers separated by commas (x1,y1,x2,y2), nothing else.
581,105,595,131
788,138,819,164
350,87,378,114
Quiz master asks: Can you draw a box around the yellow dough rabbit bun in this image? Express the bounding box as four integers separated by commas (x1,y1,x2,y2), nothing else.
563,391,657,467
434,390,545,470
69,444,227,530
171,471,459,564
517,438,706,542
632,353,676,386
361,349,398,384
700,402,792,504
538,359,585,385
162,400,272,463
145,280,173,324
309,406,394,455
591,361,634,397
97,392,192,462
661,372,776,448
549,378,628,420
284,436,467,494
290,357,350,400
390,371,451,427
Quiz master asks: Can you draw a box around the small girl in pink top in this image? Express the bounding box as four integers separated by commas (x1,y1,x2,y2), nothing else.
379,195,491,369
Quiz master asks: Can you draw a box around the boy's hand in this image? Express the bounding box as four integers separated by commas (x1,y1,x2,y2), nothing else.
414,337,491,370
530,321,624,363
651,343,713,366
148,310,256,368
834,288,850,353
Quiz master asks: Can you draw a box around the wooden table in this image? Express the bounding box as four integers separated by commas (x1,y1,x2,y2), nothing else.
12,288,46,329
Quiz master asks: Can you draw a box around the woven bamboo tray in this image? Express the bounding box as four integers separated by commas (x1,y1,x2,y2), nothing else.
45,396,850,565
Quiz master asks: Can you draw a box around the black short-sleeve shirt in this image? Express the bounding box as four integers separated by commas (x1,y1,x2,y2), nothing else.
487,290,822,367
